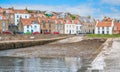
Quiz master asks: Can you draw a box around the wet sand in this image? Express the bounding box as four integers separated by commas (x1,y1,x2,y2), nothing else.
0,36,106,71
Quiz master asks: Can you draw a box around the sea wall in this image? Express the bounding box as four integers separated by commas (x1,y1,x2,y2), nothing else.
0,37,68,50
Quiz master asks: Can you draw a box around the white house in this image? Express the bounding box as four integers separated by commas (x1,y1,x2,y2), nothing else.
64,20,82,34
14,10,30,25
95,18,114,34
76,24,82,34
19,18,40,33
65,23,76,34
23,22,40,33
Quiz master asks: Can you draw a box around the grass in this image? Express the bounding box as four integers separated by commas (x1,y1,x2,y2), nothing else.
87,34,120,38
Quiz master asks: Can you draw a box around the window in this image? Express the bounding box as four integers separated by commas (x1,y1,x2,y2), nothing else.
34,26,37,28
102,31,104,34
27,30,29,32
25,16,27,18
17,19,19,22
98,31,100,34
102,27,104,30
98,27,100,30
107,31,109,34
66,25,68,28
2,22,5,27
80,26,82,29
76,26,78,30
67,30,68,32
31,30,33,33
17,15,19,18
107,27,109,30
27,25,29,28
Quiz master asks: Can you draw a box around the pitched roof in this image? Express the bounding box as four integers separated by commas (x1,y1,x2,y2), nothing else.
21,17,39,26
5,9,14,14
14,10,28,14
64,19,80,24
96,21,112,27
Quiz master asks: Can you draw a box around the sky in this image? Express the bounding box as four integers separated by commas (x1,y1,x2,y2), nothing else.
0,0,120,19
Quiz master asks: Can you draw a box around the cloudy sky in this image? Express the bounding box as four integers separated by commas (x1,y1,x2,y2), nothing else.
0,0,120,19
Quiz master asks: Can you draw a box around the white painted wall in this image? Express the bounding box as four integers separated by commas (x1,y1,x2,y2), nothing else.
15,13,30,25
95,20,114,34
64,24,76,34
76,24,82,34
95,27,112,34
23,24,40,33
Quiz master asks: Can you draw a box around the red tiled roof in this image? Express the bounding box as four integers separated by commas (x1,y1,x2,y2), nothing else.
5,9,14,14
14,10,28,14
21,17,39,26
96,21,112,27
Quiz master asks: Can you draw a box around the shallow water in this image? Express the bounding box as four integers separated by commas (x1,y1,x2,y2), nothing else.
0,57,82,72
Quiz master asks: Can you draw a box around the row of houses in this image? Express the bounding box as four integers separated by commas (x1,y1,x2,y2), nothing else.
18,17,82,34
1,7,120,35
0,7,96,34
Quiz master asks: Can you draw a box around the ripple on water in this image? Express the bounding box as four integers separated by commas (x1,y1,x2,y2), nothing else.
0,56,82,72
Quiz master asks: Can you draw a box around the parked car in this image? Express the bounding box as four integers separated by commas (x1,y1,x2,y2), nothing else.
32,32,40,35
25,32,32,35
15,31,24,34
44,32,51,34
53,32,59,34
2,31,12,34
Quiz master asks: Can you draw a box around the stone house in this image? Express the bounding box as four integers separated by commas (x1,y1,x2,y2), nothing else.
0,14,9,33
79,17,95,34
38,17,55,34
53,19,64,34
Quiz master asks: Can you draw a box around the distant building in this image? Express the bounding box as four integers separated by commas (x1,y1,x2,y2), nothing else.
53,19,64,34
64,19,82,34
14,10,30,25
18,17,40,33
38,17,54,34
79,17,95,34
113,21,120,34
0,14,9,33
95,17,120,34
